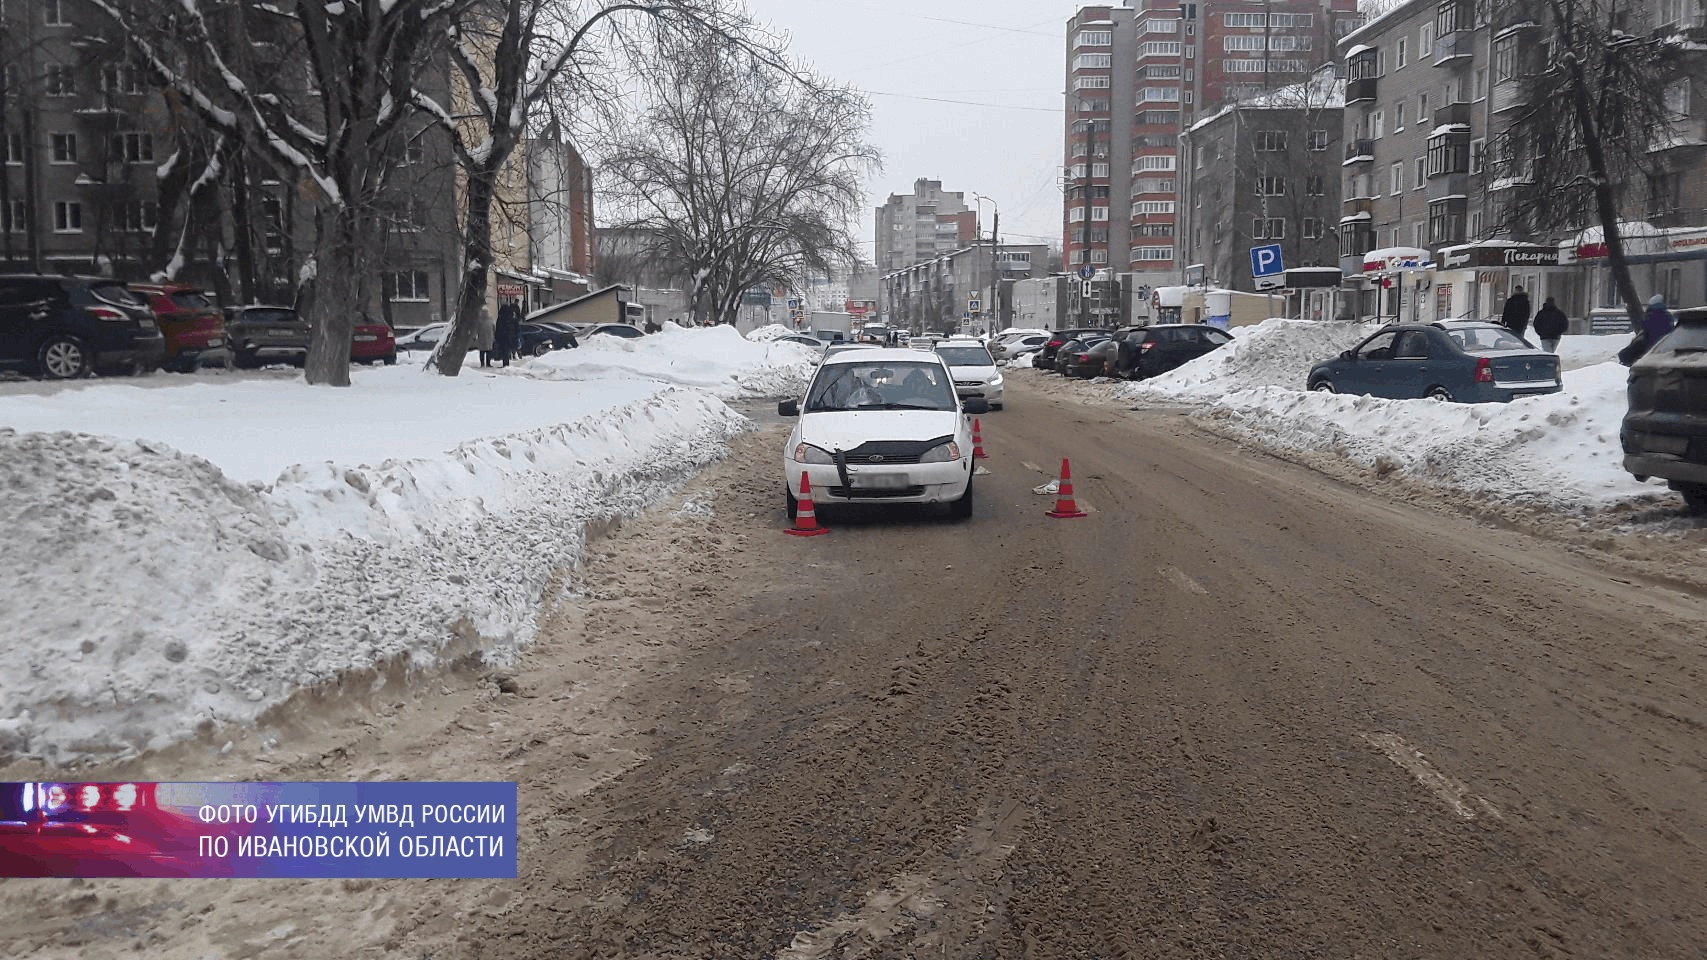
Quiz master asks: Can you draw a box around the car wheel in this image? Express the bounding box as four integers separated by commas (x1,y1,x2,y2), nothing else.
949,475,974,521
233,350,259,370
1309,378,1335,393
1678,483,1707,515
37,335,90,380
532,342,552,357
992,402,1004,410
383,353,397,365
785,487,799,520
1425,385,1454,402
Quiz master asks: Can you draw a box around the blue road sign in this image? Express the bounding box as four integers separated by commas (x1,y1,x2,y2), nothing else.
1250,244,1285,290
1078,264,1096,280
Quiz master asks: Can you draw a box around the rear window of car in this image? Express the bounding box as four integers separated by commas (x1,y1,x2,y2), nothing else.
1444,325,1529,352
170,292,215,311
936,346,993,366
1657,322,1707,354
239,308,300,325
89,283,146,307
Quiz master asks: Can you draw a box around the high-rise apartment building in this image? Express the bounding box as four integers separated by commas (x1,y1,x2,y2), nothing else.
1065,1,1361,291
874,179,977,276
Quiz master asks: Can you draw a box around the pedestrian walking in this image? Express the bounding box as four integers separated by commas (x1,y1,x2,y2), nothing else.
1532,296,1568,353
474,305,496,367
494,300,522,367
1501,285,1532,339
1619,295,1678,366
643,316,661,334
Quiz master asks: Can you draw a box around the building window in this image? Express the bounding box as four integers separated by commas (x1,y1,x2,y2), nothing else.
384,271,431,302
1091,162,1110,178
1426,133,1470,176
1140,41,1183,56
1134,200,1176,214
1075,75,1111,90
1370,110,1384,139
1417,91,1430,122
1140,86,1180,101
1089,249,1110,263
1073,53,1114,70
1256,176,1286,196
1139,17,1180,34
1075,30,1113,47
1255,130,1287,151
103,63,147,95
113,132,155,164
1394,101,1406,131
1421,23,1435,51
1390,161,1404,194
45,64,76,97
1133,246,1175,261
50,133,77,164
1493,35,1519,82
45,0,70,26
3,133,22,165
53,201,83,233
1415,157,1427,187
1225,35,1266,51
1252,217,1285,239
1225,12,1267,27
2,200,25,233
1090,206,1110,221
1303,218,1325,239
261,196,285,252
1306,174,1325,196
1307,129,1328,151
1469,137,1486,173
1665,80,1691,117
1134,154,1176,171
1397,38,1409,69
114,200,158,232
1413,222,1427,247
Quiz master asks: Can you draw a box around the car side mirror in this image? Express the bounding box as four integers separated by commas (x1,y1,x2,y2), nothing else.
962,398,991,415
1340,350,1354,361
777,399,799,417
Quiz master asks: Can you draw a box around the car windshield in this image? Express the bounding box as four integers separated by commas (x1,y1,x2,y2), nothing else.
91,283,146,307
1443,324,1531,351
241,308,299,325
936,346,994,366
805,361,957,412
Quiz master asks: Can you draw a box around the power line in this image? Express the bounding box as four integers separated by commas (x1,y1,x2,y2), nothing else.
866,14,1060,70
866,90,1061,112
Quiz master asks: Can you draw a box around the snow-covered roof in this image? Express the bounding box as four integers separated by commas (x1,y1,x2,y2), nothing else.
1430,193,1469,201
1339,0,1434,49
1343,43,1373,58
1493,21,1541,41
1428,123,1471,137
1189,71,1345,131
1339,212,1372,223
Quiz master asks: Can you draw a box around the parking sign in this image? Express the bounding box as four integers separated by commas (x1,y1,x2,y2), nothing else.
1250,244,1285,290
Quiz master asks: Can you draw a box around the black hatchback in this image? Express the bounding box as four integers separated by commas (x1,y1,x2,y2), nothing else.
1623,306,1707,514
1115,324,1234,379
1035,328,1106,372
0,274,165,379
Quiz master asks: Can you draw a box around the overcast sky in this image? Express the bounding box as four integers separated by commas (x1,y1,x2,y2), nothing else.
738,0,1088,264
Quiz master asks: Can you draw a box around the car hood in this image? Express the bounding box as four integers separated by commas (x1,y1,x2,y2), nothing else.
798,410,961,450
946,363,998,379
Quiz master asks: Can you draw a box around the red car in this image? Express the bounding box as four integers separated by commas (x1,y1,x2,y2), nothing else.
128,282,228,372
350,316,398,365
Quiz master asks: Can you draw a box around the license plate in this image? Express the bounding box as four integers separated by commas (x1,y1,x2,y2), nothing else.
354,335,377,342
206,338,223,347
852,472,909,489
268,328,294,337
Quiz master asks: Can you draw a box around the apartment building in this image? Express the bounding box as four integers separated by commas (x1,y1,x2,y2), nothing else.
874,179,977,276
1338,0,1707,323
880,241,1049,333
1179,71,1345,318
1064,0,1361,291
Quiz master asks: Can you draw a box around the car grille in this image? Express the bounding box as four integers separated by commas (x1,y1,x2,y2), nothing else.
837,438,952,466
827,485,926,499
954,380,983,387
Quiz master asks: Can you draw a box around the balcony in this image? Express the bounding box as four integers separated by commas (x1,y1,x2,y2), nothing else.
1343,138,1375,165
1650,114,1707,154
1428,172,1472,200
1343,196,1375,217
1490,80,1528,114
1346,77,1378,104
1433,101,1473,128
1434,29,1473,65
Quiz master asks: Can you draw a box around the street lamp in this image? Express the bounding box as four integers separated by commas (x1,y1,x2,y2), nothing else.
1064,92,1104,328
972,192,999,332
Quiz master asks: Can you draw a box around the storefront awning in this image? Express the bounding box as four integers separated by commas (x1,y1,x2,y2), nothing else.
1362,246,1433,273
1439,242,1560,269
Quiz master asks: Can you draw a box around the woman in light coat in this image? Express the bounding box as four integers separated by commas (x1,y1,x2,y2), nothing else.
475,306,496,367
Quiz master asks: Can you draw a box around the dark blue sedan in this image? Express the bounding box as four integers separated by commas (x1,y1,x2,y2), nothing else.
1307,322,1562,403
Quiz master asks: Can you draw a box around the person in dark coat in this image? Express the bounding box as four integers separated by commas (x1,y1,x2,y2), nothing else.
1501,285,1532,339
1644,294,1676,344
1532,296,1568,352
494,300,521,367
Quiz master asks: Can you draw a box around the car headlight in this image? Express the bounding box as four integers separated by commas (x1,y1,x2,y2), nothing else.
793,443,836,464
918,441,962,464
987,372,1003,386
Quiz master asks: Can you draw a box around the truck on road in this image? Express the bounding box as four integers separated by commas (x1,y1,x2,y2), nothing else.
809,310,855,342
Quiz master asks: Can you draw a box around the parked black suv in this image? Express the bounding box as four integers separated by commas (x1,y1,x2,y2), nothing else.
225,305,311,368
1034,328,1107,372
0,274,165,379
1622,306,1707,513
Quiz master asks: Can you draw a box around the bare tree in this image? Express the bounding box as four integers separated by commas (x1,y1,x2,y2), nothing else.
87,0,467,386
594,32,878,324
1497,0,1689,329
413,0,765,375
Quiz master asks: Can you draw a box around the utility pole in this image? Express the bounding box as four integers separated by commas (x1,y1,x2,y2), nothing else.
1081,139,1093,328
989,209,999,331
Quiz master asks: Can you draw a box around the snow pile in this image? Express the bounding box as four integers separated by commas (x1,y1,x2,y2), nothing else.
1558,334,1629,371
0,389,748,763
1124,318,1377,400
1200,362,1645,506
745,323,797,342
1006,352,1035,369
528,324,816,398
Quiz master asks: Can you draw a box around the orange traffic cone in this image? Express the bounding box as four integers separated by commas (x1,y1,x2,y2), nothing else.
785,471,830,537
1046,458,1087,519
972,418,989,460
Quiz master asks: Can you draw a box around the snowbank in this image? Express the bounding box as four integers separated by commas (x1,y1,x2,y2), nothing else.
745,323,796,342
0,326,816,764
529,324,816,398
1117,319,1651,509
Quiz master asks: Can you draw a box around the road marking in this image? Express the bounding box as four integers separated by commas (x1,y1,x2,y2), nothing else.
1362,732,1502,821
1158,566,1209,596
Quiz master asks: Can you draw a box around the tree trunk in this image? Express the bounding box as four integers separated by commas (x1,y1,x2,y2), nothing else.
433,165,497,376
302,207,360,386
228,144,259,305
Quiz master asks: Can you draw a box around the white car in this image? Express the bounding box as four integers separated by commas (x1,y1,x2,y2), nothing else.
933,339,1004,409
992,333,1050,361
778,348,987,520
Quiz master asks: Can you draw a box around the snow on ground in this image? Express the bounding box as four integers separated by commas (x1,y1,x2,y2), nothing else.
1118,321,1659,510
528,324,817,399
0,327,811,764
745,323,796,342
